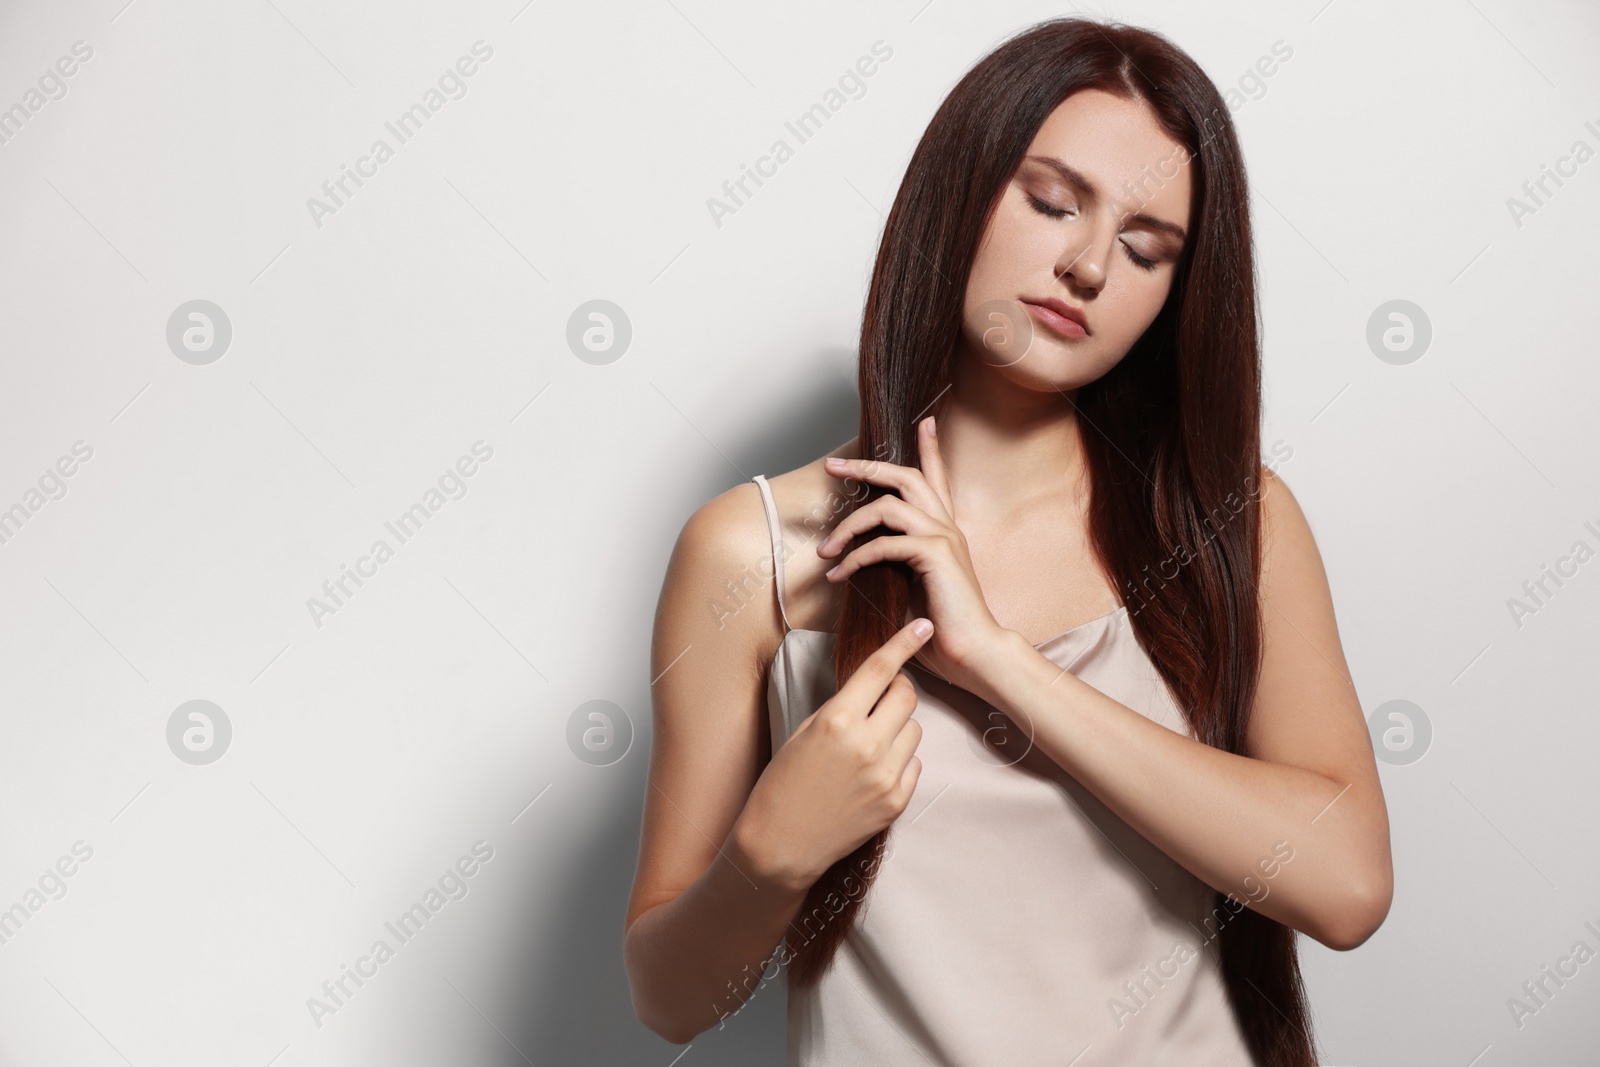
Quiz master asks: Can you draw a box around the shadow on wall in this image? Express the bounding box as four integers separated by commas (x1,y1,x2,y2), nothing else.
737,351,861,485
501,357,859,1064
499,779,791,1065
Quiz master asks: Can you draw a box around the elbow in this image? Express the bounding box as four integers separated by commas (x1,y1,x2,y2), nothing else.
634,1002,695,1046
623,928,698,1046
1317,866,1393,952
624,973,676,1045
633,992,697,1047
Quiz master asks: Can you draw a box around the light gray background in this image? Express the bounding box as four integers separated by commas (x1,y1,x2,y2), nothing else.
1,0,1597,1064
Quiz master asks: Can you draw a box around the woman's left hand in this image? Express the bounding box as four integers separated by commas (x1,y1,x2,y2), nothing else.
819,415,1009,693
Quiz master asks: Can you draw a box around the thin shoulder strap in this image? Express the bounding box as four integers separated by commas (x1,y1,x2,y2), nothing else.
750,474,793,632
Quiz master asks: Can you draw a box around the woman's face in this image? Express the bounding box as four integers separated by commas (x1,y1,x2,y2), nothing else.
959,88,1193,392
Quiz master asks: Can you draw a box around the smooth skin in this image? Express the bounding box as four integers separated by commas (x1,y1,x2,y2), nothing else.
625,87,1393,1045
624,463,936,1044
822,418,1394,951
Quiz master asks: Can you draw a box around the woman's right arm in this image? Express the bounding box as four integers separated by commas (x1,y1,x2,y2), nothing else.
623,483,930,1044
622,485,812,1044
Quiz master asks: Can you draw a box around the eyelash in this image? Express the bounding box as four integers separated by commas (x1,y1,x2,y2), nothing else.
1026,193,1159,272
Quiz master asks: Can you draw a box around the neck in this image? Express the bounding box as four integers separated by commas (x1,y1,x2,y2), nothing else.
932,355,1087,522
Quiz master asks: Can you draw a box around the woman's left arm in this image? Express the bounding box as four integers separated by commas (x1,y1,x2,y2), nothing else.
965,467,1394,951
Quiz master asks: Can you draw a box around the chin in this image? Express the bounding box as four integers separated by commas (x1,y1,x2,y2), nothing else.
1035,340,1131,384
993,359,1100,395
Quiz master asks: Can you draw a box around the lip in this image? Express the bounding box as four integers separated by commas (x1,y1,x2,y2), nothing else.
1022,298,1090,338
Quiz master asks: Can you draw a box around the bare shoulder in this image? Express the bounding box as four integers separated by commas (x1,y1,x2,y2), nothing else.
654,479,782,679
752,439,863,633
672,477,770,566
654,439,858,673
678,436,856,554
762,445,859,537
1255,462,1318,593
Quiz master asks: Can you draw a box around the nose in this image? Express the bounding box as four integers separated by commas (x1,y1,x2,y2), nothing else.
1053,215,1114,292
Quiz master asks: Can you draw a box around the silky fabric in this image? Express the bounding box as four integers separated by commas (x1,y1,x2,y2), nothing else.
751,474,1257,1067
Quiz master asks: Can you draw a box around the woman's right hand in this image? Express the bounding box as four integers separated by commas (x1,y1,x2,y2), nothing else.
731,618,933,894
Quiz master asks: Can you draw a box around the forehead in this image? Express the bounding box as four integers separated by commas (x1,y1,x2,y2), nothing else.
1022,88,1192,224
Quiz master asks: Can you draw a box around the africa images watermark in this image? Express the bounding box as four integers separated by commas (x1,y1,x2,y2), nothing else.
710,837,899,1031
1065,38,1293,243
1504,517,1600,630
305,40,495,230
306,840,495,1029
1506,117,1600,230
1118,440,1294,618
0,440,94,548
705,40,894,229
709,540,796,632
1506,915,1600,1031
0,39,95,149
1107,839,1295,1029
708,464,885,632
0,840,95,948
306,440,494,629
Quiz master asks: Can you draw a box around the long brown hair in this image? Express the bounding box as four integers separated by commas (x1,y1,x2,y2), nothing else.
784,16,1317,1066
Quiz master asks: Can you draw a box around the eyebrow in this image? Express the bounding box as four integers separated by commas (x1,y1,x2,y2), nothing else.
1023,154,1188,244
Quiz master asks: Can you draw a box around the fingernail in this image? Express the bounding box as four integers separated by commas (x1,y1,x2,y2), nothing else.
912,618,933,637
927,416,937,437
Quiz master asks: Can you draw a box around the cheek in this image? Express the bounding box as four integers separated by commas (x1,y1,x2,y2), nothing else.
1006,214,1069,268
975,205,1053,276
1102,275,1173,339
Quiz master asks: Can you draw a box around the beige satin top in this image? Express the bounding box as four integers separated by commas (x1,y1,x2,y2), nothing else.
752,474,1257,1067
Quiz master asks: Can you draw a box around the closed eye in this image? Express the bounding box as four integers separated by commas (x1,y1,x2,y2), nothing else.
1027,192,1160,272
1027,192,1071,219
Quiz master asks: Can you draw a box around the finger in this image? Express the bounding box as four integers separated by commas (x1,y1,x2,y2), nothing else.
825,534,941,584
886,714,923,772
827,617,935,721
896,755,923,807
906,643,951,686
825,456,948,522
864,668,920,744
818,495,944,560
917,415,955,519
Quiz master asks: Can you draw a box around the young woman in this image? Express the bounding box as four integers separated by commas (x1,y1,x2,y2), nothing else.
625,16,1392,1066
